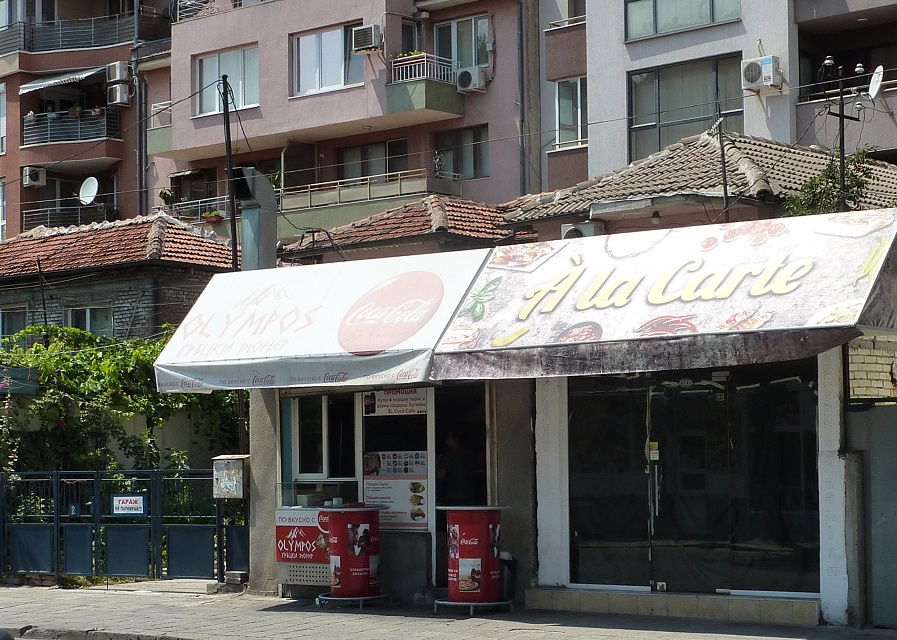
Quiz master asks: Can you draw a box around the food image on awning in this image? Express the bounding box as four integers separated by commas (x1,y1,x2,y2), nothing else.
154,249,491,392
433,210,897,380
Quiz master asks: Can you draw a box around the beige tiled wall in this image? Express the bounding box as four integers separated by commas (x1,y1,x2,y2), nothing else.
525,589,819,626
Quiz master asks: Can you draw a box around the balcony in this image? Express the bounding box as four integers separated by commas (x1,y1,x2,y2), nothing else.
147,101,172,156
0,9,169,56
23,108,120,147
387,54,465,120
544,16,586,83
152,194,233,222
23,205,118,231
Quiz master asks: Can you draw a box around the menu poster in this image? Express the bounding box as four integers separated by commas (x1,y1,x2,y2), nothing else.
362,388,427,416
363,451,428,529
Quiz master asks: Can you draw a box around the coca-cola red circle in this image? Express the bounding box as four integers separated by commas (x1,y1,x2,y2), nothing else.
338,271,445,356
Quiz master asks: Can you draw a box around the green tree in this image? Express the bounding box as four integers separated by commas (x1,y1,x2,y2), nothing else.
0,326,239,471
784,147,874,216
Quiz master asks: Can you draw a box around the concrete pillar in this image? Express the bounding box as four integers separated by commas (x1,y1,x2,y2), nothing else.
818,347,862,624
534,376,568,586
248,387,279,595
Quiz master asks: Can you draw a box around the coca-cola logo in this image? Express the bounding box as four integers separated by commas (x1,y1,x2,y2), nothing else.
323,372,348,383
461,537,479,545
252,374,276,385
317,512,330,533
338,272,444,356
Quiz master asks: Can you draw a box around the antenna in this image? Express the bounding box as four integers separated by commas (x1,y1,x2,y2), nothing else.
78,177,99,205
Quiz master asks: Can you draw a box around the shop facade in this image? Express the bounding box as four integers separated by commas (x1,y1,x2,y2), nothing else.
156,211,897,625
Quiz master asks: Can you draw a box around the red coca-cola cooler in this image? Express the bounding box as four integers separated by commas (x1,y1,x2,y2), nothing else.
439,506,503,603
323,504,384,598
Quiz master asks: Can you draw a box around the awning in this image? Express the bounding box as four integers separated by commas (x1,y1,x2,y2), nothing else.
432,210,897,380
19,66,106,95
154,249,490,392
169,169,202,178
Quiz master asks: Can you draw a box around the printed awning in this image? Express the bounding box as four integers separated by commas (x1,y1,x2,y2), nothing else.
19,67,106,95
154,250,490,392
432,210,897,380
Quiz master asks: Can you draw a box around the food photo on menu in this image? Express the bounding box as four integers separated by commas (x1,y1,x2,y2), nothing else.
458,558,481,592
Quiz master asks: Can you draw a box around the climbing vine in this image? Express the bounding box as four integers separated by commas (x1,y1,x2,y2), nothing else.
0,325,240,471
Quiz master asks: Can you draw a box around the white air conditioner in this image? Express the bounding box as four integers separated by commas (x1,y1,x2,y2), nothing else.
561,221,605,239
106,61,129,85
107,84,130,107
456,66,486,93
351,24,381,53
741,56,781,91
22,166,46,187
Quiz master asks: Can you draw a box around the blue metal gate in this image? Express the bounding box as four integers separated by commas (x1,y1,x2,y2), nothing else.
0,471,248,580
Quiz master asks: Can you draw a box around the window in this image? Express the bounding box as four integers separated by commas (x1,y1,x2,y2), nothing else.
401,20,418,54
629,56,742,161
0,83,7,154
435,15,489,67
67,307,113,337
341,139,408,180
556,77,588,147
435,126,489,180
196,46,259,115
568,0,586,18
626,0,739,40
1,308,26,342
295,25,364,95
0,180,5,240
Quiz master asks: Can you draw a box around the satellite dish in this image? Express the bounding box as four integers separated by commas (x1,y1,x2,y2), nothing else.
869,65,884,100
78,177,98,205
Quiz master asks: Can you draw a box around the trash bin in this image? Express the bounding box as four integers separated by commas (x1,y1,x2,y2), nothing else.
322,504,384,598
500,551,517,601
438,506,504,603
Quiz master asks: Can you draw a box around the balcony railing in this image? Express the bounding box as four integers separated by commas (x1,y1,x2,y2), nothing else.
23,205,118,231
149,101,172,129
23,108,121,146
391,54,457,84
173,0,275,23
152,195,235,221
0,10,169,56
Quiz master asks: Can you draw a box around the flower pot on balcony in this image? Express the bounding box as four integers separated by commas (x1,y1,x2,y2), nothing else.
203,212,223,223
68,107,82,118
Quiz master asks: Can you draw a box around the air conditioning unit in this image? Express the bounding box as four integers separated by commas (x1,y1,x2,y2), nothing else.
741,56,781,91
106,61,129,85
107,84,130,107
561,221,605,239
456,66,486,93
351,24,381,53
22,166,46,187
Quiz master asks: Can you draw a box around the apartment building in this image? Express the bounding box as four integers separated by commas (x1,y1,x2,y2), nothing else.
538,1,897,188
147,0,542,241
0,0,171,239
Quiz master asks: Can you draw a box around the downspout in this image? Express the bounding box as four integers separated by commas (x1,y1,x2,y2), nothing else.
132,6,146,217
514,0,525,195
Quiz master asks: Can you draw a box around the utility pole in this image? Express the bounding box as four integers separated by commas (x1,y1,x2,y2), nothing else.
823,56,862,212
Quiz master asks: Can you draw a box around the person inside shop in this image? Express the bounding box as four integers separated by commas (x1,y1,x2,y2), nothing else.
436,430,479,506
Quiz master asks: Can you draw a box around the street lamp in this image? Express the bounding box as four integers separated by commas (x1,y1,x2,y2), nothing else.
823,56,863,212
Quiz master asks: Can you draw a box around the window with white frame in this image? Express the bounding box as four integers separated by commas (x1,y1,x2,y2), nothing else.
295,25,364,96
629,55,742,162
435,125,489,180
66,307,113,337
282,394,356,480
196,46,259,115
0,180,6,241
557,77,588,148
341,139,408,180
626,0,740,40
0,83,7,154
435,15,489,68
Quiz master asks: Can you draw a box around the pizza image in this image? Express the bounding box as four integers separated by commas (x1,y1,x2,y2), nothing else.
489,242,557,271
441,325,480,351
813,211,894,237
808,300,864,325
458,579,479,591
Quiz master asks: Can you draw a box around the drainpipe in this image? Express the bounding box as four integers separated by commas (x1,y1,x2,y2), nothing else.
514,0,526,195
132,6,146,217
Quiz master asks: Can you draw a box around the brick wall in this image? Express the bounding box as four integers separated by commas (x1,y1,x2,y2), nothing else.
848,336,897,399
0,264,222,339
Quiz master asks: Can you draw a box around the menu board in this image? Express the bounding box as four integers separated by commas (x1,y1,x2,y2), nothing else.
363,451,427,529
362,388,427,416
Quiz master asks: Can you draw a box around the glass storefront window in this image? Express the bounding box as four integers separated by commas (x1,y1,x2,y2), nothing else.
568,359,819,593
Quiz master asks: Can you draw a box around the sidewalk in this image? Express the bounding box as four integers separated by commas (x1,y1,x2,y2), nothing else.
1,580,897,640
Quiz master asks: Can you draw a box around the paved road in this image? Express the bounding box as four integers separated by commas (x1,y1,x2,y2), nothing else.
2,581,897,640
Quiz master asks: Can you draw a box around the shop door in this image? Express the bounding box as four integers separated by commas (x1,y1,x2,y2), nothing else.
648,378,733,593
568,375,735,593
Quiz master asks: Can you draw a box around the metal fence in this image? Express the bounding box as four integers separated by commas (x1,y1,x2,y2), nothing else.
23,108,120,146
0,470,248,580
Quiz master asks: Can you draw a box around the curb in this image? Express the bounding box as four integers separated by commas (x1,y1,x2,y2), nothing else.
19,628,194,640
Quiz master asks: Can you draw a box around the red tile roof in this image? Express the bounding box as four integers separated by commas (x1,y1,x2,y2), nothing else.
0,214,235,278
283,194,514,254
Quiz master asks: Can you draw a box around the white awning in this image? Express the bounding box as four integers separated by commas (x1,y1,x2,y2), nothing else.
19,67,106,95
154,249,491,392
